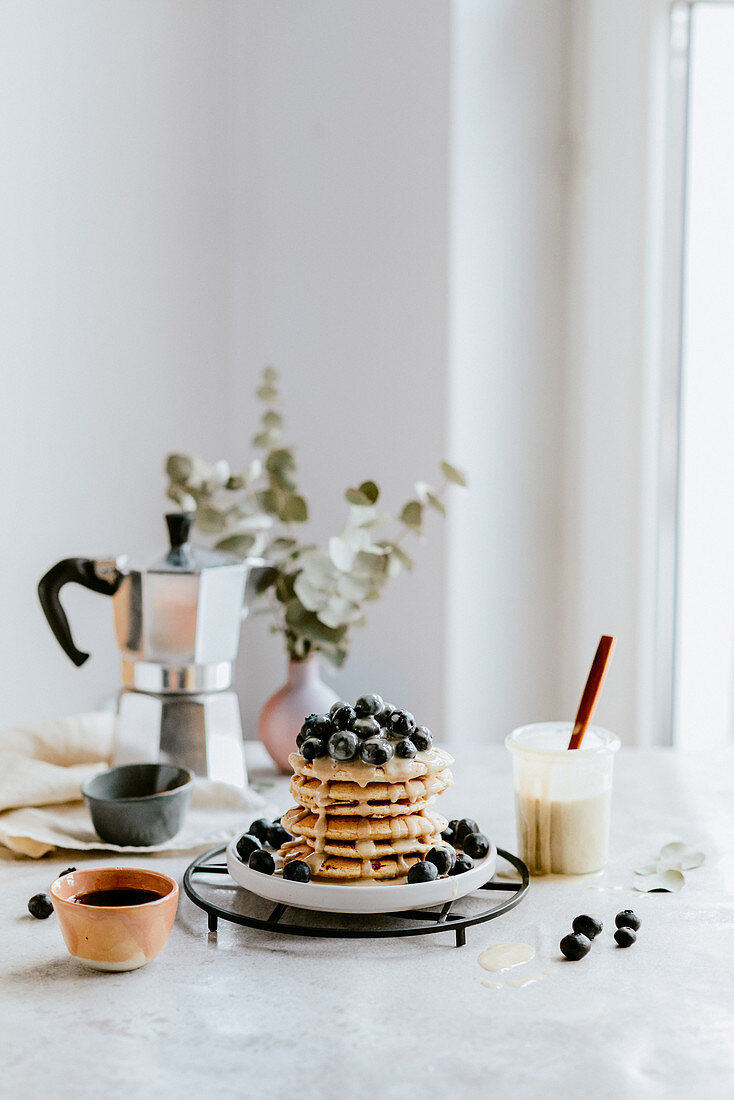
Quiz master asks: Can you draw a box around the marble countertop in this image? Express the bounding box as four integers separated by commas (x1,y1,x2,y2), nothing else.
2,743,733,1099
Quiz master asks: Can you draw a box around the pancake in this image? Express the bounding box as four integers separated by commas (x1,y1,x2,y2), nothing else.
282,806,448,842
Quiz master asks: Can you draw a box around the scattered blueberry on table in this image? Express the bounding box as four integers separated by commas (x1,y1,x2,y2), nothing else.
614,927,637,948
560,932,592,960
572,914,603,940
27,893,54,920
615,909,641,931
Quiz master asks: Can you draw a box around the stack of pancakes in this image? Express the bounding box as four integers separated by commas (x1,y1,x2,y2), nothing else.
280,746,454,881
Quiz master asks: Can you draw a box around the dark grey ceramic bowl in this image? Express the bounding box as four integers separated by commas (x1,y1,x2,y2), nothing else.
82,763,193,846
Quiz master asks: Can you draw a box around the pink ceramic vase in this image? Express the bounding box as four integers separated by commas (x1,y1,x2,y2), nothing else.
258,655,339,773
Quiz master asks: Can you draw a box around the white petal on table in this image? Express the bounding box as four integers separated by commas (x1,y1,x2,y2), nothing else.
634,868,686,893
659,841,706,869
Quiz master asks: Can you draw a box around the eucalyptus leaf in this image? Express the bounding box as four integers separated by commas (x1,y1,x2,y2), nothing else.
262,409,283,430
256,489,278,515
267,537,298,560
426,491,446,516
358,480,380,504
293,573,330,612
196,505,228,534
280,493,308,523
298,548,339,588
441,460,467,487
329,536,356,572
256,384,278,403
263,366,278,383
253,430,280,449
385,542,414,572
215,534,256,556
317,596,363,628
400,500,423,528
414,480,432,504
167,485,197,513
351,549,387,579
337,573,373,601
226,475,245,491
166,454,192,484
227,513,274,533
207,459,230,488
284,600,347,644
345,488,371,506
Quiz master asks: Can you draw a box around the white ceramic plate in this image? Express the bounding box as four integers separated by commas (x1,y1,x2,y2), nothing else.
225,836,497,915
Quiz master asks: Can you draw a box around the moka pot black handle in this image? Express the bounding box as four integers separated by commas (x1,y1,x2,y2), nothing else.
38,558,121,667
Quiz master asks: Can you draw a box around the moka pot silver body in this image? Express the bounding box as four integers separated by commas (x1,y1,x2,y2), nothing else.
38,515,273,785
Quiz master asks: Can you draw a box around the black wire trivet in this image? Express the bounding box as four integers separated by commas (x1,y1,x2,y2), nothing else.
183,844,529,948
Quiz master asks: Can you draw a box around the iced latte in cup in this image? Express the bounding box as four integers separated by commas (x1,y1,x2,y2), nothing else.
506,722,620,875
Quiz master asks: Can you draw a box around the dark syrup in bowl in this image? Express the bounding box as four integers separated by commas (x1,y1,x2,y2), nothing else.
71,888,164,907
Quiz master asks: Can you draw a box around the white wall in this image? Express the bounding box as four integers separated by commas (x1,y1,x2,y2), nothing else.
0,1,233,723
228,1,452,737
447,0,571,742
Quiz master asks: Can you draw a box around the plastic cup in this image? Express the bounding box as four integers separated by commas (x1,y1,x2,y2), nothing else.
505,722,620,875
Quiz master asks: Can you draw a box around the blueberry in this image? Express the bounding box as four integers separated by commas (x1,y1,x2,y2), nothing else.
407,860,438,883
236,833,262,861
57,867,76,878
301,736,327,761
394,738,417,759
572,914,603,940
615,909,641,931
310,714,334,738
426,847,456,876
353,716,381,739
463,832,490,860
355,693,384,717
441,826,457,845
448,819,459,832
411,725,433,751
248,818,271,844
560,932,592,960
248,849,275,875
328,730,360,761
614,927,637,948
295,730,306,749
283,860,311,883
455,818,479,845
27,893,54,920
331,704,357,731
376,702,396,726
301,713,319,730
359,738,394,766
388,710,416,735
267,823,292,849
449,853,474,875
329,700,349,717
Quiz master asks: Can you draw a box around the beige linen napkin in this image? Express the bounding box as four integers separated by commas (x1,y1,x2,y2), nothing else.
0,713,271,858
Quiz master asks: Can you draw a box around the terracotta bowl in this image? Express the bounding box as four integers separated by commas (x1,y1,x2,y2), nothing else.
50,867,178,971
